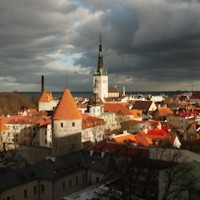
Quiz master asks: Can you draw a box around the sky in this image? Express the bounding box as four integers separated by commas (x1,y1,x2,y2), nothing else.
0,0,200,92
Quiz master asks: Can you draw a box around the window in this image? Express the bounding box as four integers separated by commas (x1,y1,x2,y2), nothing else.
72,122,75,127
62,182,66,191
61,123,63,128
41,185,45,194
6,197,10,200
24,189,27,199
33,186,37,195
45,139,47,144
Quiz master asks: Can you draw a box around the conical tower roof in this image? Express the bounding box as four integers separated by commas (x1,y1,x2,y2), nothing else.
53,88,82,120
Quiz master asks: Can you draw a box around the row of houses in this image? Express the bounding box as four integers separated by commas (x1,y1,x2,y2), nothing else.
0,150,118,200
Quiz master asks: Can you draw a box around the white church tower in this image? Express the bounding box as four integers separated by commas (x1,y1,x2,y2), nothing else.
93,35,108,101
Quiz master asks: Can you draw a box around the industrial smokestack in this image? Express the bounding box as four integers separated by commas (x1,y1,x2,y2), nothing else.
41,75,44,93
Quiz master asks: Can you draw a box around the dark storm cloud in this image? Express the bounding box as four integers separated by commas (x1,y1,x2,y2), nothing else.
0,0,200,91
75,0,200,91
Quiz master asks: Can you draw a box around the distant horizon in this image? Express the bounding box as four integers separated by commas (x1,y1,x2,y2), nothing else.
0,90,195,93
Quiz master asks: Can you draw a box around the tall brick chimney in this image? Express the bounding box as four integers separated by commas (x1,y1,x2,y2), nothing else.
41,75,44,93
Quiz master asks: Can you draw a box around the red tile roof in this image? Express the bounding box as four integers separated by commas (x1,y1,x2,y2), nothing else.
0,115,51,126
104,103,133,116
135,133,152,147
174,109,200,117
39,92,53,102
53,88,82,120
90,122,172,151
158,107,173,117
82,114,105,129
191,91,200,99
89,138,149,157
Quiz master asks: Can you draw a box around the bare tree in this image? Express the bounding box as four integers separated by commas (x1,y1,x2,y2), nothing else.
104,147,200,200
91,122,105,143
159,156,200,200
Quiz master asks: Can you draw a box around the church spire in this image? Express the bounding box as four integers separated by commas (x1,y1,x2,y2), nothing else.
97,34,107,75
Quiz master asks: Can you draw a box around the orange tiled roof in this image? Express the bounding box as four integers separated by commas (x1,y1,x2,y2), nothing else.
104,103,133,116
0,115,51,126
0,122,8,131
82,113,105,129
112,134,137,143
53,88,82,120
129,109,142,118
158,107,173,117
39,92,53,102
135,133,153,147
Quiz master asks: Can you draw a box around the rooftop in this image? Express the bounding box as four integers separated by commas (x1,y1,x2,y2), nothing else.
53,88,82,120
38,91,53,102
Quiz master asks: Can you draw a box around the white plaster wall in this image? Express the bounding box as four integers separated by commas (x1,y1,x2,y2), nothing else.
149,102,157,111
38,100,59,111
53,119,82,138
39,124,52,147
93,75,108,100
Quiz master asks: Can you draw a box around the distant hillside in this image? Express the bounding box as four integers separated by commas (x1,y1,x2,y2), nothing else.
0,92,37,115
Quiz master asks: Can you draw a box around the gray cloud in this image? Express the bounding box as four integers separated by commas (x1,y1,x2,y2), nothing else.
0,0,200,92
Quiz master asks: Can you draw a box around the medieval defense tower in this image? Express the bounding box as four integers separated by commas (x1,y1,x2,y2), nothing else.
52,88,82,156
